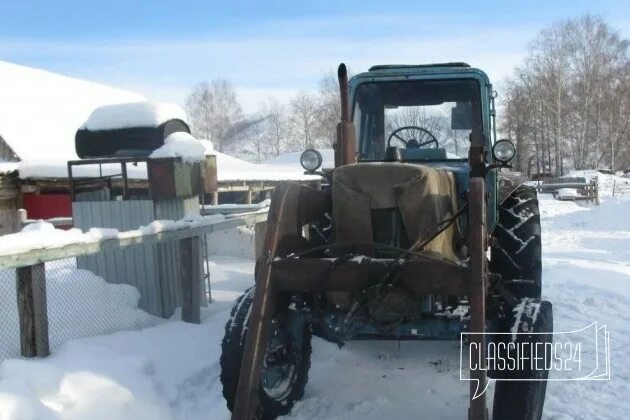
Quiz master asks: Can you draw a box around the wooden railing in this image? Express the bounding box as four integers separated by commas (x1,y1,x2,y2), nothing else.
0,211,268,358
536,177,599,205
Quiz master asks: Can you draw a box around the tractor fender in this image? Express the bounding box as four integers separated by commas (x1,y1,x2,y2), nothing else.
498,170,530,204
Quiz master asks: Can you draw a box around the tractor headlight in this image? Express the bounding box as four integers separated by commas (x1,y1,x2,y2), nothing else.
492,139,516,163
300,149,323,172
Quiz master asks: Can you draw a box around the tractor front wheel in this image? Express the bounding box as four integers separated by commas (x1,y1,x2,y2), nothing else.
220,288,312,420
491,185,542,298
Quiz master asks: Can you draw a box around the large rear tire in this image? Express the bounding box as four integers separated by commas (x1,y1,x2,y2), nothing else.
491,185,542,298
492,299,553,420
220,288,312,420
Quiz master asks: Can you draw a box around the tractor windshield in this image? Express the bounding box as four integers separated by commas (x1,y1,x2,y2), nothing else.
352,79,483,161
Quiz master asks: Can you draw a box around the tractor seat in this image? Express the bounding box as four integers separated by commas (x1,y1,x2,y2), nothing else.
332,162,462,261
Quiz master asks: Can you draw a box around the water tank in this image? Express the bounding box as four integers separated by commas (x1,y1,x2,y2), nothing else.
75,102,191,158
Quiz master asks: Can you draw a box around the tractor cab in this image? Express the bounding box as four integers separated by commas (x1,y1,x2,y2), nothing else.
351,63,487,164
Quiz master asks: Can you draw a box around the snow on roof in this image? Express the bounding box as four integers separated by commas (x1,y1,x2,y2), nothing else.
82,101,187,131
149,132,207,163
0,162,18,175
266,148,335,170
0,60,145,162
17,151,319,183
212,150,320,182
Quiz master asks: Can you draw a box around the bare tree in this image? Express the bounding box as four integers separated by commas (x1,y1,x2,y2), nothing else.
502,15,630,174
185,79,242,152
290,91,319,150
260,99,290,156
315,71,342,148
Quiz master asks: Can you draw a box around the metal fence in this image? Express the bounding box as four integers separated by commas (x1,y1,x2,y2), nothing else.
0,212,267,361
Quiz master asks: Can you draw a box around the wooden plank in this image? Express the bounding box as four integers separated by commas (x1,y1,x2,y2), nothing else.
16,263,49,357
467,177,488,420
180,236,201,324
0,210,268,269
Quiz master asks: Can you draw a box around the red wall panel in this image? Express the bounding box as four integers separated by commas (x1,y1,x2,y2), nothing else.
22,193,72,220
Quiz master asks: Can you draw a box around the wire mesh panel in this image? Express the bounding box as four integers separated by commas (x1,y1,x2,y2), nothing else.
46,258,162,352
0,257,162,361
0,267,20,359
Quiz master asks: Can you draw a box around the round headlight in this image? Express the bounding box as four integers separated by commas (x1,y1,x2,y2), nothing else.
493,139,516,163
300,149,323,172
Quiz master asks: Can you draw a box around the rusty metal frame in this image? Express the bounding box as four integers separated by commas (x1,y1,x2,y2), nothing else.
231,183,310,420
272,257,468,295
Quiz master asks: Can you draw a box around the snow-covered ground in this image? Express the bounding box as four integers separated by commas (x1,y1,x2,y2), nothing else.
1,174,630,419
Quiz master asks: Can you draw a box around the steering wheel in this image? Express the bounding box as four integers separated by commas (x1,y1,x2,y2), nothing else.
387,126,439,149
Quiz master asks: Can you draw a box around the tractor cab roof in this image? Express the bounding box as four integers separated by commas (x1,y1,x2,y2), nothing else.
369,62,471,71
351,63,491,88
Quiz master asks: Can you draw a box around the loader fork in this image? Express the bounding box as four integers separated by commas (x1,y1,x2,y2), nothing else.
468,176,489,420
232,183,325,420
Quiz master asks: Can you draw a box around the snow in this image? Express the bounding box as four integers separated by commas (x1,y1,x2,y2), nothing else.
149,132,208,163
81,102,187,131
16,148,318,183
266,149,335,170
2,189,630,419
0,214,227,257
0,163,18,175
0,259,160,359
0,222,87,255
556,187,579,200
565,169,626,198
0,61,144,162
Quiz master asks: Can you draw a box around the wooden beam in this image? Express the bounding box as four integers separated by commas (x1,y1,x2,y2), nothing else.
180,236,201,324
16,263,49,357
0,211,269,269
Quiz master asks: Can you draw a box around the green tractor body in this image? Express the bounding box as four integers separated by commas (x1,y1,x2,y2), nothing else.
221,63,552,420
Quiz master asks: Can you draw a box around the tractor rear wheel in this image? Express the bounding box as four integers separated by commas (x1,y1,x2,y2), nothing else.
491,185,542,298
220,288,312,420
492,299,553,420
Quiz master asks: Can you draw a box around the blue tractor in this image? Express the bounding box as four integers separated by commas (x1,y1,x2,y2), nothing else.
220,63,553,420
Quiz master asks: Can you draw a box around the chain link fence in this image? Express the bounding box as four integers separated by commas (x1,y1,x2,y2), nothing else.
0,255,163,360
0,211,266,362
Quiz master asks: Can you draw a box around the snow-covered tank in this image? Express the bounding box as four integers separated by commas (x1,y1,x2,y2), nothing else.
75,101,190,158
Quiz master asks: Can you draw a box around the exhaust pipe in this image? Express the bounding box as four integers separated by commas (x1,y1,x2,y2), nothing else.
335,63,357,167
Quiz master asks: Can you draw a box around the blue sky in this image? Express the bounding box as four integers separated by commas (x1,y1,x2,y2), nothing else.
2,0,629,111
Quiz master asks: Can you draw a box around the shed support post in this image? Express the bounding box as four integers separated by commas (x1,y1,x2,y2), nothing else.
16,263,50,358
180,236,201,324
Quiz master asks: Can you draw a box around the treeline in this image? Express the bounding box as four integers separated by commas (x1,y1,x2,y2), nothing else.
184,73,340,162
502,15,630,175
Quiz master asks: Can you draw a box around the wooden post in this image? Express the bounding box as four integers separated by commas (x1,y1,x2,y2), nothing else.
17,209,27,230
245,187,253,205
212,191,219,205
254,221,267,259
16,263,50,357
180,236,201,324
468,177,488,420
